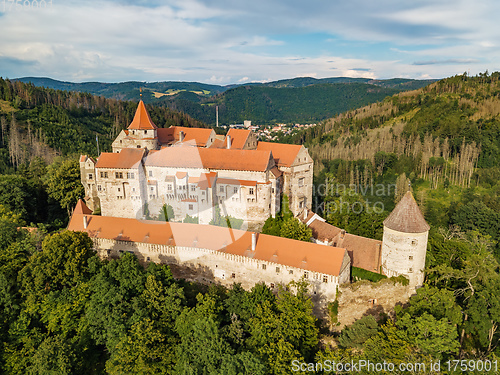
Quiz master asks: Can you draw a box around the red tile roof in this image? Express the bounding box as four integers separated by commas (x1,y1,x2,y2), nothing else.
217,178,257,186
157,127,214,147
74,199,93,215
68,208,348,276
176,171,187,179
299,208,382,273
256,142,303,167
127,100,158,130
198,172,217,189
383,191,430,233
225,129,251,149
145,145,273,172
95,148,145,169
209,138,225,149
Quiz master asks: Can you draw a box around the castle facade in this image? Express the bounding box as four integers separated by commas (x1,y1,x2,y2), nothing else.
80,101,313,230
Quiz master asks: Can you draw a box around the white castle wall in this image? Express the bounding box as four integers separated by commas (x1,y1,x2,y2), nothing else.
92,237,350,301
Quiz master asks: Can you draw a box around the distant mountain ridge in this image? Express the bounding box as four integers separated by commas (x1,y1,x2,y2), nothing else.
15,76,437,125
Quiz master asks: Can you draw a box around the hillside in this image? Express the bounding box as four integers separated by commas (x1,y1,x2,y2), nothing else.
284,72,500,257
16,76,435,125
0,78,206,171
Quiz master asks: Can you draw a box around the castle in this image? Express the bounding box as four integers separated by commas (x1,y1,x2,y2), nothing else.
80,101,313,230
74,100,430,299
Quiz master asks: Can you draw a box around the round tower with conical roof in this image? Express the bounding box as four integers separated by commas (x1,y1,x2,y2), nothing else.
381,191,430,289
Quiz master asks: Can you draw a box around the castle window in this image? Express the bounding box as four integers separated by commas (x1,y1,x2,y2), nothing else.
144,130,147,134
150,187,154,191
188,204,193,210
249,187,254,195
412,240,417,246
127,172,135,179
304,271,309,279
115,172,123,179
276,267,280,273
149,171,153,177
270,283,275,289
88,173,93,180
262,264,266,270
168,184,172,191
191,185,196,192
233,187,238,194
220,186,224,193
97,185,101,192
137,145,140,148
272,188,274,194
120,140,122,143
298,177,304,187
146,257,150,261
408,268,413,273
289,270,293,275
117,188,121,192
409,256,413,260
231,273,236,279
323,276,328,283
299,200,304,209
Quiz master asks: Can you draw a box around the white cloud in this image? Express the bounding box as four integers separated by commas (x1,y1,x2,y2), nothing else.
0,0,498,84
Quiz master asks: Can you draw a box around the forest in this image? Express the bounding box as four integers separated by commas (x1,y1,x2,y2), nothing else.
0,73,499,373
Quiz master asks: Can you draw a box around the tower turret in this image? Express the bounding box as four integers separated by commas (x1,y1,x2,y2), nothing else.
381,191,430,289
112,100,159,152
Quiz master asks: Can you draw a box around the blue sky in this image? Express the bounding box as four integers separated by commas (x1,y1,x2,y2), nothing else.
0,0,498,84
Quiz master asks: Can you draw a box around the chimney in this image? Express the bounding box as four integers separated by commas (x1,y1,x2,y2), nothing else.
179,131,185,142
251,232,256,251
226,135,231,149
83,215,88,229
303,208,307,220
340,229,345,239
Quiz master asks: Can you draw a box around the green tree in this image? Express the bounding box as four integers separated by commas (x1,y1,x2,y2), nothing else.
43,159,84,216
279,217,312,242
158,204,175,222
338,315,379,349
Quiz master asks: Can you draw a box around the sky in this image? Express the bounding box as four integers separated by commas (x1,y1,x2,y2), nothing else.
0,0,498,85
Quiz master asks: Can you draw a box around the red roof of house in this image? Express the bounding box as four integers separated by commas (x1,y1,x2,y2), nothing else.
157,126,214,147
197,172,217,189
95,148,145,169
67,206,348,276
145,145,273,172
217,178,257,187
74,199,93,215
225,129,251,149
299,208,382,273
256,142,303,167
127,100,158,130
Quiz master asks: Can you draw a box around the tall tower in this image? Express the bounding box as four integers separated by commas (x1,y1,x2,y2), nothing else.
381,191,430,289
112,100,159,152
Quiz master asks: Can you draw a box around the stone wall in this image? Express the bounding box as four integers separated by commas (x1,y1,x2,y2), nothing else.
336,280,412,330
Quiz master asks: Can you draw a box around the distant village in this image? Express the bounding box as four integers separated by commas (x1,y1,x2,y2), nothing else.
224,120,317,141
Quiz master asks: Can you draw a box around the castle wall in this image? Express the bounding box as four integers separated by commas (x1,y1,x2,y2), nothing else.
92,237,349,301
381,226,428,289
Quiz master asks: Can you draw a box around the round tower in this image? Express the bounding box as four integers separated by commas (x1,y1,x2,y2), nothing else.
381,191,430,289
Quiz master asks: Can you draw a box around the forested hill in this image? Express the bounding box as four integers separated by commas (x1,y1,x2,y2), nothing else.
0,78,206,171
16,76,435,125
163,83,401,125
296,72,500,170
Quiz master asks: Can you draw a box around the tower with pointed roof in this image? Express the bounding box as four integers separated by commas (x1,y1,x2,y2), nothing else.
112,100,159,152
381,191,430,289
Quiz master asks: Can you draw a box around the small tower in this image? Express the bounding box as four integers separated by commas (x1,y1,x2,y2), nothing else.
381,191,430,289
112,100,159,152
